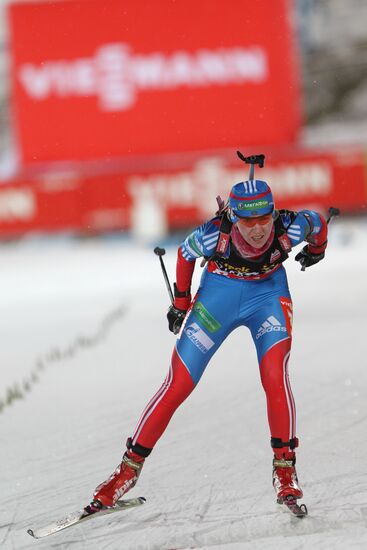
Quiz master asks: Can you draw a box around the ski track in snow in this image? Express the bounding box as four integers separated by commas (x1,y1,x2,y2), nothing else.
1,220,367,550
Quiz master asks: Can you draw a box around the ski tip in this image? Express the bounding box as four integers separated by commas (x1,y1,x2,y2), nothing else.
298,503,308,517
277,495,308,518
26,496,147,539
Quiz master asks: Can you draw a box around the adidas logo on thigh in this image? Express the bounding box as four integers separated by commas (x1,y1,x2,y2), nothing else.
256,316,287,339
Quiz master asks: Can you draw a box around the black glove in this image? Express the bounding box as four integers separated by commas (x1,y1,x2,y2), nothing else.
295,245,325,269
167,305,187,334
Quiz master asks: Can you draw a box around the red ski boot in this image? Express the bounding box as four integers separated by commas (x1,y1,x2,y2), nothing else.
93,450,145,507
272,456,303,503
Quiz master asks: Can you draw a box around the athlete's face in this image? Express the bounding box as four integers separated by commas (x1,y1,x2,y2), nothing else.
236,213,274,248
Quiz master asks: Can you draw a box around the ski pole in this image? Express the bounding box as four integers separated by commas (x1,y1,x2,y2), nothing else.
301,206,340,271
153,247,174,304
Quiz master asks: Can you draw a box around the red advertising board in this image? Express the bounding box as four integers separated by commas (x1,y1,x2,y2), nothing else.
0,146,365,237
0,175,82,233
8,0,301,164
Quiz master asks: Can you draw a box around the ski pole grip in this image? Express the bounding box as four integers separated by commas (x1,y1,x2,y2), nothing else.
236,151,265,168
236,151,265,181
327,206,340,224
154,246,166,257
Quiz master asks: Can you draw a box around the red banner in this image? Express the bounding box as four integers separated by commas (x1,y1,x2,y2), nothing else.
0,146,365,237
8,0,301,164
0,176,81,233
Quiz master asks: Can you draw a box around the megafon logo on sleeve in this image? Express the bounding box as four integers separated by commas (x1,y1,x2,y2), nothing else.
18,43,268,112
185,323,215,354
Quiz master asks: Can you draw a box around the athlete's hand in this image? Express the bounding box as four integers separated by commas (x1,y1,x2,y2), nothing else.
295,245,325,269
167,306,187,334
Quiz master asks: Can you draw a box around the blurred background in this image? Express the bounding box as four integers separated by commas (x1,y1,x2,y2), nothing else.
0,0,365,242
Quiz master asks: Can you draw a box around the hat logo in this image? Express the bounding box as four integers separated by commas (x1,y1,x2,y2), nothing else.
237,199,269,210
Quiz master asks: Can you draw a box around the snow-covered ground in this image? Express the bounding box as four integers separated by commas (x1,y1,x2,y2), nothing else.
1,218,367,550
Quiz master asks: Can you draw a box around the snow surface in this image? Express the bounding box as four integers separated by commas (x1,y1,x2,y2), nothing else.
1,218,367,550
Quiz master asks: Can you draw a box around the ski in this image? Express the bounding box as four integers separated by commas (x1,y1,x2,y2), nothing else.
278,495,308,518
27,496,146,539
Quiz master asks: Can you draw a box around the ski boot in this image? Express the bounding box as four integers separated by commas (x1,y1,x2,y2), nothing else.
92,450,145,508
272,455,307,517
272,455,303,503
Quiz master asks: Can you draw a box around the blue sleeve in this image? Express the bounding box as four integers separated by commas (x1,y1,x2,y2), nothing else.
281,210,327,249
180,218,220,261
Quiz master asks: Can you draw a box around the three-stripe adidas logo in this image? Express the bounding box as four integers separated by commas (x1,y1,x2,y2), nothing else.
256,316,287,339
242,180,259,193
287,223,302,244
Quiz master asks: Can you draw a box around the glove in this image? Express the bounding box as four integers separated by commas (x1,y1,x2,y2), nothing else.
295,245,325,269
167,283,191,334
167,306,187,334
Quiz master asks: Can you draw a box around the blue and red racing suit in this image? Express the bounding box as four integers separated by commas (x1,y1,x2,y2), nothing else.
129,209,328,459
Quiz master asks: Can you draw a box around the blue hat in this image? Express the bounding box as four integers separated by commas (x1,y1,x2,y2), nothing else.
229,180,274,221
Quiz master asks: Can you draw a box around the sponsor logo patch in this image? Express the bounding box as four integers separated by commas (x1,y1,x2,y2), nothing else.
278,233,292,252
237,199,269,211
280,297,293,336
256,316,286,339
193,302,221,333
217,234,229,253
185,322,215,353
269,249,281,263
